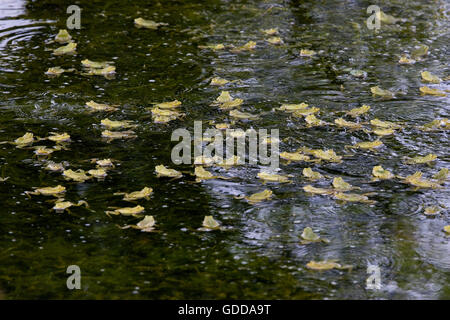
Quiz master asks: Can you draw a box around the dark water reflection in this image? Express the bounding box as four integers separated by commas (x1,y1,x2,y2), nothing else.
0,0,449,299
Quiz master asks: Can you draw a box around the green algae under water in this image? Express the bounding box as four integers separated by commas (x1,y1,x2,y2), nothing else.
0,0,449,299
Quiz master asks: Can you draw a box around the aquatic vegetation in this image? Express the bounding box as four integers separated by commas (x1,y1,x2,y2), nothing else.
299,49,316,57
25,185,66,198
306,260,352,271
334,192,376,204
346,105,370,118
62,169,91,183
419,86,446,97
52,199,89,213
120,215,156,232
106,205,145,217
421,71,441,84
302,168,324,181
405,153,437,165
370,86,394,99
86,100,118,112
300,227,329,244
332,177,360,192
53,42,77,55
210,77,229,86
257,171,290,183
101,118,136,130
114,187,153,201
155,165,182,178
372,165,394,181
303,185,333,195
54,29,72,43
134,17,168,29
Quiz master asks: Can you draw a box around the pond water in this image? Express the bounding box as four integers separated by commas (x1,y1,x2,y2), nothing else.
0,0,449,299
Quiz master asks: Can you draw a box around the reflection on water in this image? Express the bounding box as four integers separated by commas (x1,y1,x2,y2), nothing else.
0,0,449,299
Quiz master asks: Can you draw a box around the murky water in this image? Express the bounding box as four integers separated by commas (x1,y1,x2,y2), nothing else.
0,0,449,299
